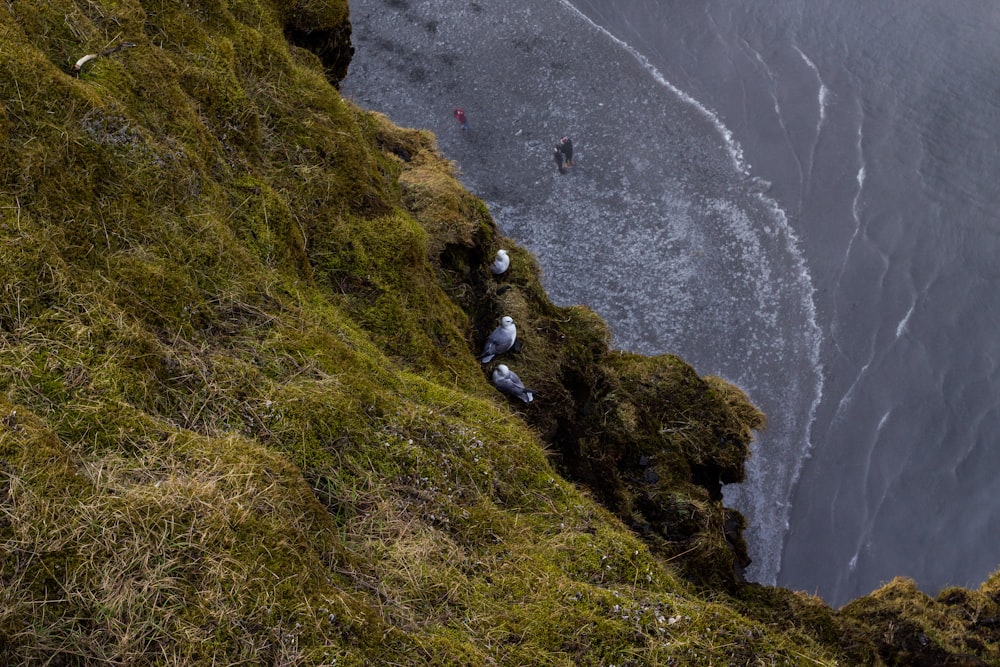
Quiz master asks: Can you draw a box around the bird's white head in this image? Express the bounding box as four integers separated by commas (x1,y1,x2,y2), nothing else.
496,364,509,374
501,316,514,327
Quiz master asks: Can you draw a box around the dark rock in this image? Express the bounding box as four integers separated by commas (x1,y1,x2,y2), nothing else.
283,2,355,87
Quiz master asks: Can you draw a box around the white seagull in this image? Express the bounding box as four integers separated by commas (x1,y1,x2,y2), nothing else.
490,249,510,275
492,364,534,403
477,316,516,363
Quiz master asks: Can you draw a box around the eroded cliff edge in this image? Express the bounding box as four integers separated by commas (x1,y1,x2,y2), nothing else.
1,1,998,665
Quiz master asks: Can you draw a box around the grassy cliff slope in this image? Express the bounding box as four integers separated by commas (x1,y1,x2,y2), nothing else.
1,1,999,665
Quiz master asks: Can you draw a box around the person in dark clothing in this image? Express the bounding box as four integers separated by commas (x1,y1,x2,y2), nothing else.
453,107,469,131
553,146,565,173
559,136,574,166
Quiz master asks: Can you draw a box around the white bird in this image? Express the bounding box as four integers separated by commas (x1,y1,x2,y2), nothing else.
490,249,510,275
492,364,534,403
477,316,516,363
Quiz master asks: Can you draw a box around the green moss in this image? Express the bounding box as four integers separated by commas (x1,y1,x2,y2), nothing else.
840,577,1000,665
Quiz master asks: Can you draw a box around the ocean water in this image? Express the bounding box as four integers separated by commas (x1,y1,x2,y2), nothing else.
342,0,1000,607
577,0,1000,607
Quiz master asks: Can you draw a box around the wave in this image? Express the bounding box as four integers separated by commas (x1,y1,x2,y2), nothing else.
556,0,746,173
561,0,825,584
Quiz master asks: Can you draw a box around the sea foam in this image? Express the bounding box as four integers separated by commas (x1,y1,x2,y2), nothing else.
559,0,825,585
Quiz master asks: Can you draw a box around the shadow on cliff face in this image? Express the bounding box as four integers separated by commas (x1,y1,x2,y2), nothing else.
565,355,764,589
281,0,354,86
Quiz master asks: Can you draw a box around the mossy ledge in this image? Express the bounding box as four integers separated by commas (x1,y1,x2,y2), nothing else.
1,1,998,664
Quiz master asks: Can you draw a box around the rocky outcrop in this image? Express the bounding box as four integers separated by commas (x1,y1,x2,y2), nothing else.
281,0,354,86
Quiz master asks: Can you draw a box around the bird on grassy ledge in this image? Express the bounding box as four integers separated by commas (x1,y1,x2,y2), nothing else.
490,249,510,275
491,364,534,403
477,316,516,363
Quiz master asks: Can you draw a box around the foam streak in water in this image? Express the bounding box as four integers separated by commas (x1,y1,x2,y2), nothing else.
793,45,829,132
896,302,915,338
853,166,866,224
831,105,866,358
745,41,806,194
793,43,829,197
832,360,871,427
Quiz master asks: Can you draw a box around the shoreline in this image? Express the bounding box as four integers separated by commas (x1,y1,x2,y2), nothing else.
342,0,822,588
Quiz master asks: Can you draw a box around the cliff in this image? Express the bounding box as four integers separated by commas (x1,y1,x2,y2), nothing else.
0,1,998,665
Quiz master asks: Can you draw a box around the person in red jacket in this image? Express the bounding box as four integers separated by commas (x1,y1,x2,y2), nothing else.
453,107,469,131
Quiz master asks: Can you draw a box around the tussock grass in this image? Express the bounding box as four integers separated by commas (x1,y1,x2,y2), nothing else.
0,407,353,664
840,577,1000,665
